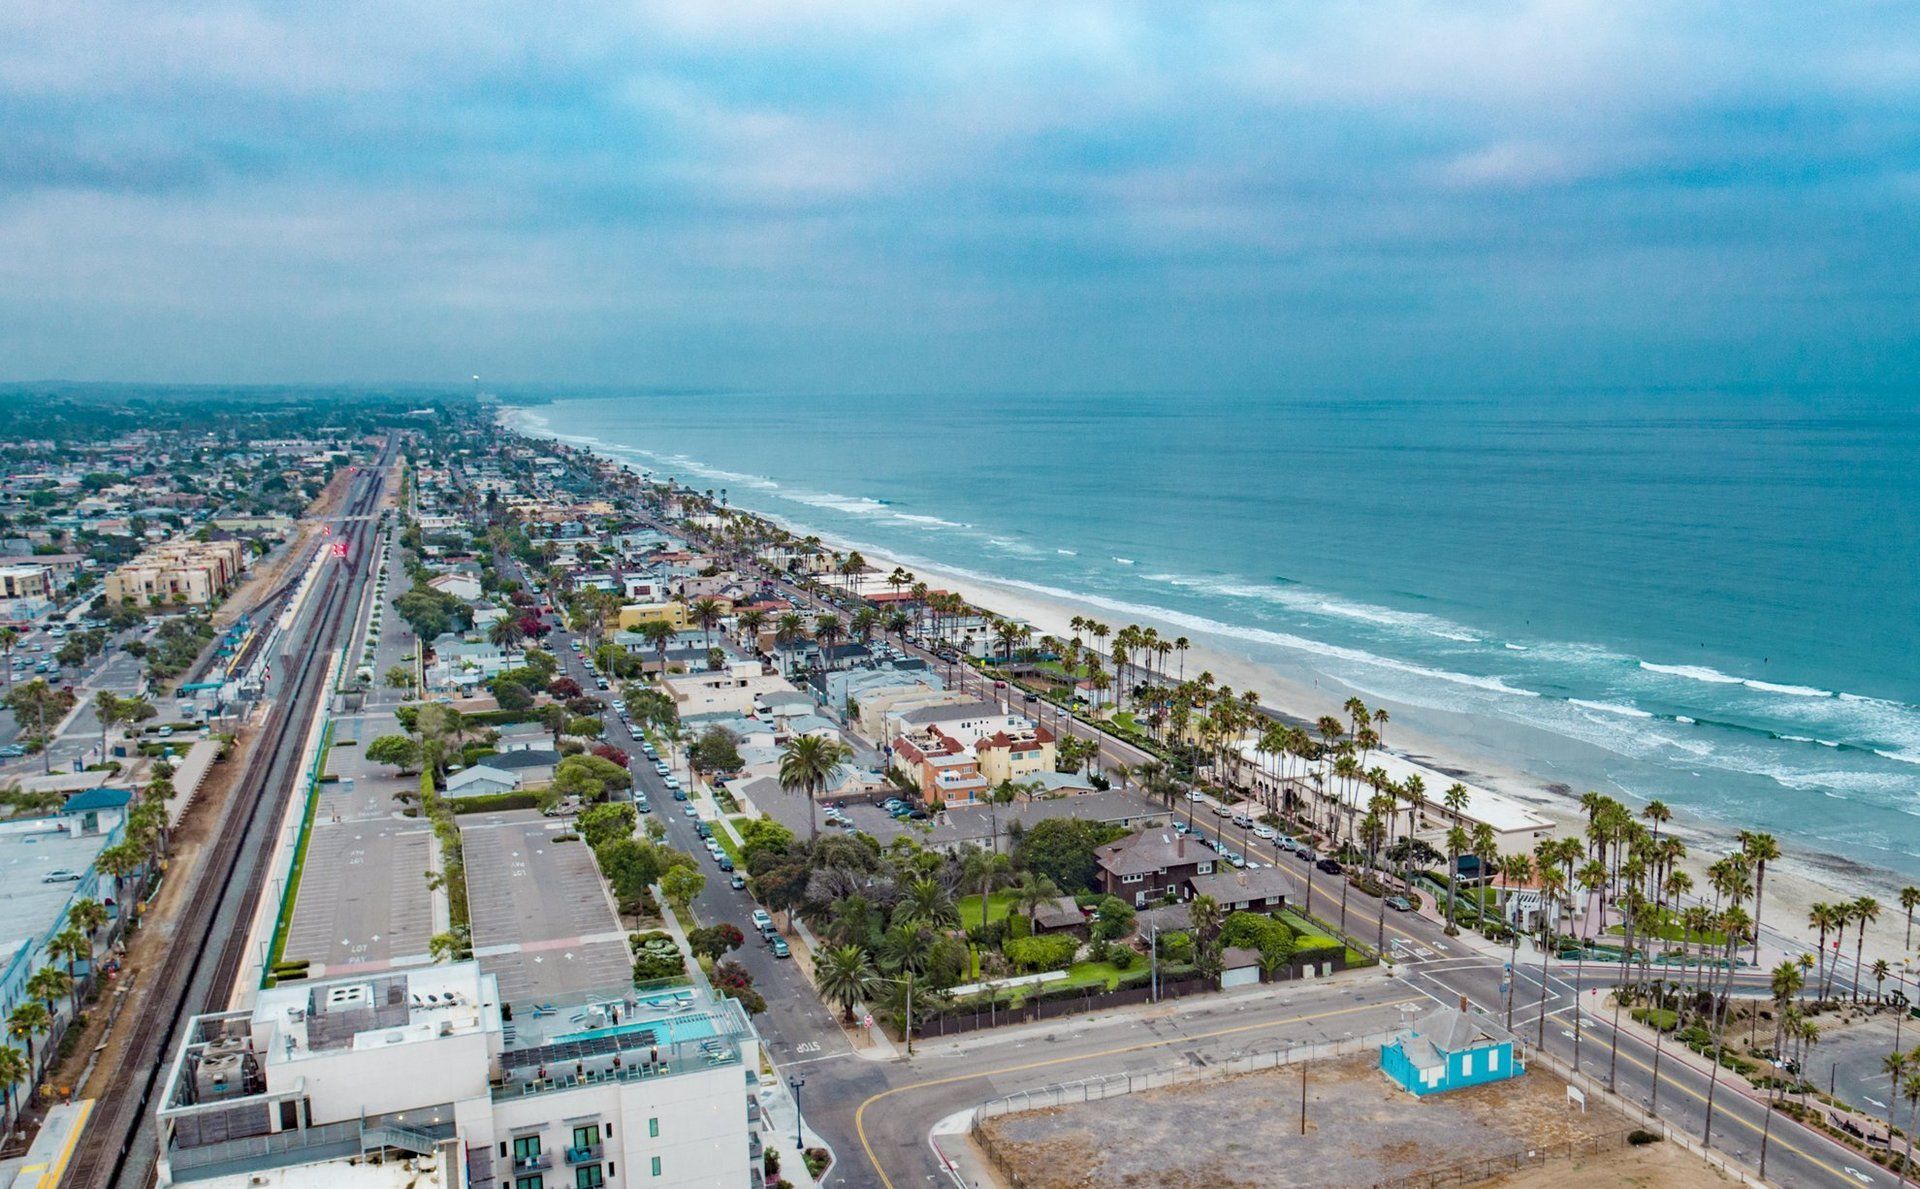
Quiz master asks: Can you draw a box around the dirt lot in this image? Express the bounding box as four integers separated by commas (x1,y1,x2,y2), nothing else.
976,1053,1711,1189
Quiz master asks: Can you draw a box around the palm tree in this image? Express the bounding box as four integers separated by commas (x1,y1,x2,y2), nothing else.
69,898,108,940
777,734,850,843
48,930,90,1016
1188,894,1223,945
1739,831,1780,966
827,896,873,948
1769,960,1803,1081
688,597,726,652
7,1003,49,1075
813,614,844,671
1851,897,1882,1003
1011,872,1061,930
0,627,16,691
0,1044,26,1126
1442,825,1468,936
815,944,878,1022
27,967,69,1027
1810,902,1838,1002
1885,1050,1911,1138
488,615,525,654
736,608,768,651
900,877,958,931
1904,886,1920,951
1904,1069,1920,1177
876,923,932,976
962,851,1014,931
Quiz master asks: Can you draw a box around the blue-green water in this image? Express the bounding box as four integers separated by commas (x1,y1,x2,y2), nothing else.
515,390,1920,880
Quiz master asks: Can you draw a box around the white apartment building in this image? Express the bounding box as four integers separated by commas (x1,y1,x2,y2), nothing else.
155,963,761,1188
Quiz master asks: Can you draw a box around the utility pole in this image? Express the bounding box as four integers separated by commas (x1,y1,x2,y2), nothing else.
1299,1061,1308,1135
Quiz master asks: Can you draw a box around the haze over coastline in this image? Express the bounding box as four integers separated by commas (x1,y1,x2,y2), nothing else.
508,389,1920,892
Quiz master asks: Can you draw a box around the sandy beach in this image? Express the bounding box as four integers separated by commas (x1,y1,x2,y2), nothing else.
519,414,1920,983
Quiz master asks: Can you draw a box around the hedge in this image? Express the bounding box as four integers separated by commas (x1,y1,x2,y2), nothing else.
449,791,541,815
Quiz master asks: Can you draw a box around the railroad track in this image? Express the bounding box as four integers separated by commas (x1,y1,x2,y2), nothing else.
64,442,393,1189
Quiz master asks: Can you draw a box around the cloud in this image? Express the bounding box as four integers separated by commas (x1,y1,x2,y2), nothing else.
0,2,1917,389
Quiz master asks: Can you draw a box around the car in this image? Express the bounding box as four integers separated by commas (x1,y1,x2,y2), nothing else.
642,745,657,758
1385,895,1415,912
663,776,681,790
1315,857,1344,875
1225,852,1246,868
1211,802,1232,817
1187,790,1207,802
41,868,81,884
569,639,582,650
1252,824,1276,840
594,678,609,691
751,909,774,931
1172,821,1191,835
1231,814,1253,828
0,744,24,758
729,873,747,890
634,800,652,814
717,856,734,873
682,805,698,817
157,725,175,738
768,937,791,959
653,762,670,775
695,821,712,838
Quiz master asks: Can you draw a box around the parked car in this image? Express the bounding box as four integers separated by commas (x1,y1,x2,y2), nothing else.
1211,802,1232,817
0,744,25,758
1186,790,1207,802
681,805,698,818
672,788,688,801
1315,857,1344,875
1252,824,1277,840
1231,814,1254,828
729,873,747,890
653,762,671,776
41,868,81,884
1385,895,1415,912
634,799,652,814
769,937,791,959
751,909,774,932
695,821,712,839
717,856,734,873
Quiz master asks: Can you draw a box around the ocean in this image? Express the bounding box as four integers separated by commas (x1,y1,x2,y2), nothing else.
511,389,1920,880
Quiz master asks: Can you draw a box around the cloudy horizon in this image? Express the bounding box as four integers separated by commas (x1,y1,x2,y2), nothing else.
3,1,1918,394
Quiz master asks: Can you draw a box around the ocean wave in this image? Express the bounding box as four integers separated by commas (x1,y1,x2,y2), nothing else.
781,489,891,515
1056,549,1078,556
891,513,969,529
1113,557,1135,565
1641,660,1833,699
1876,748,1920,767
1138,570,1484,645
1640,661,1744,685
1569,699,1655,719
1745,678,1835,698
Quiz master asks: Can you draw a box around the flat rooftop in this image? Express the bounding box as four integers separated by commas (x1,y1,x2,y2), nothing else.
0,822,112,953
459,810,634,1014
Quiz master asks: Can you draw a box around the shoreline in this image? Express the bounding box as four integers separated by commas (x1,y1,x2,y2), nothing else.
505,407,1920,973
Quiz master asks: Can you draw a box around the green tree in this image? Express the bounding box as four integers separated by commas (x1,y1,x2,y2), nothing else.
815,944,878,1022
1011,871,1061,930
7,1002,49,1074
661,865,705,910
0,1044,28,1124
365,734,423,773
688,726,744,776
577,802,637,849
778,733,852,843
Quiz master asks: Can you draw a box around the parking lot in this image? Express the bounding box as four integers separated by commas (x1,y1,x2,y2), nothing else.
461,809,632,1009
745,781,1176,854
280,710,439,976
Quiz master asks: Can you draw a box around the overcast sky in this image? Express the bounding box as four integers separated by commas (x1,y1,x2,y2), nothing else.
3,2,1917,393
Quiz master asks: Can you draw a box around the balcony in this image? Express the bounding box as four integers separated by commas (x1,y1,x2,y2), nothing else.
512,1151,553,1173
566,1144,604,1165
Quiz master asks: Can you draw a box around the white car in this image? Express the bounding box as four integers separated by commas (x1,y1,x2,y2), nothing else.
1211,802,1233,817
1252,824,1277,840
1186,790,1207,802
751,909,774,932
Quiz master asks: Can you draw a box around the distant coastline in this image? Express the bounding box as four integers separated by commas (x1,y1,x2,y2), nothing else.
499,397,1920,964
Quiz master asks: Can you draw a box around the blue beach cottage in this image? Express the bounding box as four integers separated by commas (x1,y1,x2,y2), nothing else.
1381,998,1524,1096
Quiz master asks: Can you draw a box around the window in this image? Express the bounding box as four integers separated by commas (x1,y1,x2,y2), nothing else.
1196,861,1213,875
650,1156,662,1177
514,1136,543,1160
571,1125,600,1151
1120,873,1143,884
648,1117,659,1138
575,1167,604,1189
516,1178,544,1189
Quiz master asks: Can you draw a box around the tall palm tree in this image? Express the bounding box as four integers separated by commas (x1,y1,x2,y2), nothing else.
736,608,768,650
7,1003,49,1075
1769,959,1803,1084
900,877,958,931
962,850,1015,930
1011,872,1061,930
69,898,108,940
1904,1069,1920,1177
813,614,844,671
48,930,89,1016
777,734,851,843
0,1044,26,1127
815,944,878,1022
1810,902,1837,1002
0,627,17,691
1443,825,1468,936
488,615,525,654
27,967,69,1028
689,597,726,652
1739,831,1780,966
1903,886,1920,952
1851,897,1882,1003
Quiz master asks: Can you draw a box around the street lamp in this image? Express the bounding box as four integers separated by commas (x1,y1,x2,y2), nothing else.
787,1075,805,1151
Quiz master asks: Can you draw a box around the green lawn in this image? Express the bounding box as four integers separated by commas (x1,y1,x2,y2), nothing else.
958,891,1019,930
1110,711,1143,733
1058,960,1131,992
711,819,744,865
1605,906,1728,947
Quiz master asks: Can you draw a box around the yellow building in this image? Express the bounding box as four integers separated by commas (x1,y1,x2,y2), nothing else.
617,601,691,631
975,724,1058,788
104,538,247,606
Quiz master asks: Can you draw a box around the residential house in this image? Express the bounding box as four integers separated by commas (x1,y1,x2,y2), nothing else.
1094,830,1213,908
974,723,1056,787
1187,866,1297,913
1380,1000,1524,1096
446,765,519,798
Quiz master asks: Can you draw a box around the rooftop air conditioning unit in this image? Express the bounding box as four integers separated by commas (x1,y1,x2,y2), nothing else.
195,1054,246,1098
